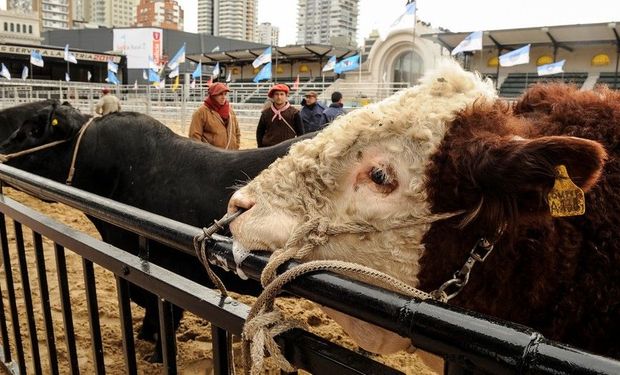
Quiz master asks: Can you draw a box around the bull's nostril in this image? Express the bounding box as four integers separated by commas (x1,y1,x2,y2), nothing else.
228,192,255,214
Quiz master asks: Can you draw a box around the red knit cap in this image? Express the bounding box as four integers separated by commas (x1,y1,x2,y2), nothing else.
267,83,290,98
102,88,110,94
208,82,230,96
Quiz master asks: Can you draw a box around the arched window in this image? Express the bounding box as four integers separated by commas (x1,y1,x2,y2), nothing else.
28,25,32,34
16,24,20,32
10,23,14,32
392,50,423,84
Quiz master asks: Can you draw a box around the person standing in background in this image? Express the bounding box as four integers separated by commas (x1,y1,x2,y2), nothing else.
319,91,345,128
256,84,303,147
300,91,325,133
188,82,241,150
95,88,121,115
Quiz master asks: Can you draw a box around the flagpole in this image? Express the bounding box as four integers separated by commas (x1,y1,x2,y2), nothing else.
199,56,203,99
273,44,278,83
29,62,32,80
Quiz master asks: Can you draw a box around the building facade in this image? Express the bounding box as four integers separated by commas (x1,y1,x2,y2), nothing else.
9,0,73,31
0,9,43,44
257,22,278,46
197,0,257,42
296,0,359,48
134,0,184,30
83,0,139,28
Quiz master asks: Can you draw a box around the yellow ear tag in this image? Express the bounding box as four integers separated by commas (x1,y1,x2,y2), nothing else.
51,118,58,126
547,165,586,217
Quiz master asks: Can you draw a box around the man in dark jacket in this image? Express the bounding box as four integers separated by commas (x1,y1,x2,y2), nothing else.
319,91,345,128
300,91,325,133
256,84,304,147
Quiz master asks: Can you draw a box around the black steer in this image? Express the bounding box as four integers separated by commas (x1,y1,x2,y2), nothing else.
0,100,308,361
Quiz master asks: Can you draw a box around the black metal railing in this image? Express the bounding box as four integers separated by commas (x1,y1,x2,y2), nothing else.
0,164,618,374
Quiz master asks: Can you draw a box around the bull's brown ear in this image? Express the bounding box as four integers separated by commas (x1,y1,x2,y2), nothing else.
477,136,606,192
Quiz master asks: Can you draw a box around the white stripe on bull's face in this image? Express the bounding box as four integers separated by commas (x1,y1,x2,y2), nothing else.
228,60,497,287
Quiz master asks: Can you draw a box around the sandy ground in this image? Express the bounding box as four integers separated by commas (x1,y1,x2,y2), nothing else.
0,123,435,374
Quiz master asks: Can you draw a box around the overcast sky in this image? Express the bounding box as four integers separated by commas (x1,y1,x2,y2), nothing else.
178,0,620,46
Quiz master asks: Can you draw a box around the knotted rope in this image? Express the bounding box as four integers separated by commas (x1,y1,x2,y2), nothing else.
239,211,461,375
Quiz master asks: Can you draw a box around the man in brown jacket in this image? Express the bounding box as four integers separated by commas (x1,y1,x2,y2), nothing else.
189,82,241,150
256,83,303,148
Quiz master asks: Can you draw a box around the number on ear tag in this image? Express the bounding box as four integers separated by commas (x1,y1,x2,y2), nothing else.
547,165,586,217
51,119,58,126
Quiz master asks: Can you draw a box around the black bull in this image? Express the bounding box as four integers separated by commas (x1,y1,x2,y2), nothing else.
0,101,310,361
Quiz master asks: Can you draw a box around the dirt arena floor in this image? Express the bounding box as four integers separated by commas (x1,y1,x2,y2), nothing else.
0,121,435,374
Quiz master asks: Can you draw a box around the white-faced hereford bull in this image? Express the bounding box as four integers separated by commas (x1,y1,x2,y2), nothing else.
0,102,308,360
228,60,619,360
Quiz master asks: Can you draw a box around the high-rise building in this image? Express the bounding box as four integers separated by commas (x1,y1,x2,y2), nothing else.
257,22,278,46
197,0,257,42
8,0,72,30
297,0,359,48
86,0,139,28
134,0,184,30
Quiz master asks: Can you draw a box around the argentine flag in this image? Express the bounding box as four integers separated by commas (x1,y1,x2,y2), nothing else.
148,69,160,83
21,66,28,80
167,43,186,70
253,62,272,83
1,63,11,80
499,44,530,67
107,70,120,85
334,54,360,74
192,63,202,79
107,60,118,73
168,66,179,78
252,47,272,68
148,56,159,72
383,1,416,37
322,56,337,72
64,44,77,64
87,71,92,81
212,62,220,77
451,31,483,55
537,59,565,76
30,50,44,67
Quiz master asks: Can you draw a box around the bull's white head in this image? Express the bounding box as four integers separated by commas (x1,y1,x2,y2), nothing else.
229,60,497,287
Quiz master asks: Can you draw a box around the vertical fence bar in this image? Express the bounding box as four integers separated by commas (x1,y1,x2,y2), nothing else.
54,243,79,375
83,259,105,374
158,299,177,374
32,232,59,375
211,326,231,375
14,221,42,375
0,213,11,365
115,276,137,375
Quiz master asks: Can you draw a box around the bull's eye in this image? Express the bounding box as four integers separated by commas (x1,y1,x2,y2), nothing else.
370,167,388,185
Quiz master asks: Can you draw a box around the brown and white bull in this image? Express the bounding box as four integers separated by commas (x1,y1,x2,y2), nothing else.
227,60,619,361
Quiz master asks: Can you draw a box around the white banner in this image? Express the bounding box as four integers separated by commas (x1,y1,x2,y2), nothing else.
113,28,163,69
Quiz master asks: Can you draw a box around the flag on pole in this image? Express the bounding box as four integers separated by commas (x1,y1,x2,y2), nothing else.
334,54,360,74
499,44,531,67
253,61,272,82
148,56,159,72
87,71,92,81
107,70,120,85
63,44,77,64
537,59,566,76
451,31,483,55
322,56,337,72
21,66,28,80
192,63,202,79
211,45,220,52
0,64,10,80
30,50,44,67
148,69,160,82
385,1,416,36
142,69,148,80
168,66,179,78
65,72,70,82
167,43,186,70
226,70,232,82
190,80,196,89
107,60,118,73
212,62,220,77
134,80,138,90
252,47,272,68
293,74,299,90
172,75,180,92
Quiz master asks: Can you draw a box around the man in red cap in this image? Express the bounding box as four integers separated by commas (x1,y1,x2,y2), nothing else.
95,87,121,115
188,82,241,149
256,83,303,147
